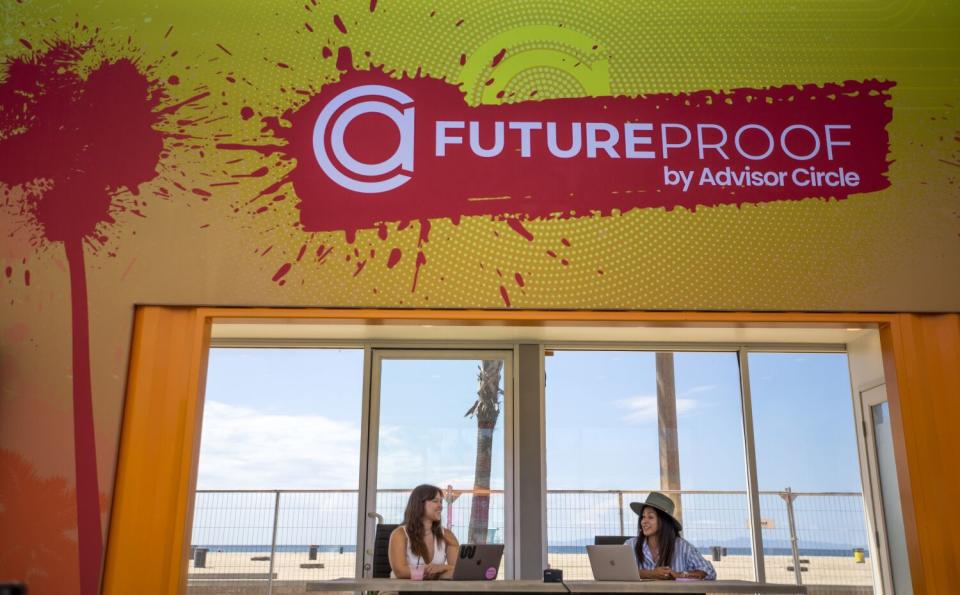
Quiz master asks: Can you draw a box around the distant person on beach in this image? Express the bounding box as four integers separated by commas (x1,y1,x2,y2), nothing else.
389,484,460,579
625,492,717,580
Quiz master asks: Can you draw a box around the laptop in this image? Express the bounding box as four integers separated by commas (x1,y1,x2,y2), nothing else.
450,544,505,580
586,544,648,581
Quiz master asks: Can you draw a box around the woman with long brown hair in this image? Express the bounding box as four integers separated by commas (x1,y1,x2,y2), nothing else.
625,492,716,580
388,484,460,579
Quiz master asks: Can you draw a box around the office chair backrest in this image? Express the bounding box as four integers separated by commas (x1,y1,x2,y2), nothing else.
372,523,400,578
594,535,631,546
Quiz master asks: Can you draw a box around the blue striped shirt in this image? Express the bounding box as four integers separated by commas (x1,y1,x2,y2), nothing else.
624,536,717,580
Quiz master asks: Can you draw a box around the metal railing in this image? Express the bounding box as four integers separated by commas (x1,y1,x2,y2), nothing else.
187,488,873,591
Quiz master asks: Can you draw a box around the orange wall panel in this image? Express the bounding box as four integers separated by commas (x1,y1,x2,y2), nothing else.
881,314,960,594
101,307,210,595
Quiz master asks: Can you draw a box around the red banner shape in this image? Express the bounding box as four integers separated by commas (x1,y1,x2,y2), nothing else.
224,56,893,237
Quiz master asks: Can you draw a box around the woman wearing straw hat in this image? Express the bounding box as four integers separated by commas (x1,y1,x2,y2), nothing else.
625,492,716,580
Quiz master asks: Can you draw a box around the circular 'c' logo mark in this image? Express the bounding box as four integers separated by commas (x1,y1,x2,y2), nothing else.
312,85,415,194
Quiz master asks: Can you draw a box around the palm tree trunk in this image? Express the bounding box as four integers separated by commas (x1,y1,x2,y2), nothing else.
468,359,502,543
468,418,496,543
65,237,103,595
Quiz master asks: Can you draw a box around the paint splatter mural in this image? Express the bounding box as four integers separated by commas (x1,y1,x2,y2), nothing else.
0,34,208,595
0,1,958,593
216,44,893,304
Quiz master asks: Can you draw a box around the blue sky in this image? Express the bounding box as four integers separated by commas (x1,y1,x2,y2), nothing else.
543,350,861,493
194,347,866,547
198,348,861,493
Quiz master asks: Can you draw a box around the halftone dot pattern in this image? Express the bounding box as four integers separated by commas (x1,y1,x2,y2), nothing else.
501,68,583,102
2,0,957,310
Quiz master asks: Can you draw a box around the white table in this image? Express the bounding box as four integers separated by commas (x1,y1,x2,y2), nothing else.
306,577,806,594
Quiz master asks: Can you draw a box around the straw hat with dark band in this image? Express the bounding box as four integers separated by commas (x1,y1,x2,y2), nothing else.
629,491,682,532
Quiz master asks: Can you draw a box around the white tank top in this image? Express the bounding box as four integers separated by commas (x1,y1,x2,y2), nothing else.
391,527,447,577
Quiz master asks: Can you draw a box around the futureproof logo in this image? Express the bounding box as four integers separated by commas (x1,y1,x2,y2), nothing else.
312,85,415,194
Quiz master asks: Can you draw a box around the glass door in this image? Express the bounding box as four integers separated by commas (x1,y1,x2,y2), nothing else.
859,384,913,595
360,349,514,578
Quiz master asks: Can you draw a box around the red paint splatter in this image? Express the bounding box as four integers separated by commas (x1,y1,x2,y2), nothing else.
418,218,431,245
216,42,233,56
164,25,174,39
240,106,255,120
167,75,179,85
19,38,33,50
156,90,210,116
0,41,168,242
387,248,402,268
560,237,571,247
411,250,427,292
459,53,467,66
370,0,378,12
499,285,511,307
232,166,269,178
4,266,11,278
491,48,507,68
335,46,352,70
333,14,348,34
506,218,534,241
296,243,308,261
514,272,525,287
322,46,333,59
316,244,334,262
0,39,195,595
23,270,30,286
353,259,367,276
305,22,314,33
272,262,292,283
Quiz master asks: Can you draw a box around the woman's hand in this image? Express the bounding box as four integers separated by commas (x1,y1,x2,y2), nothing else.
423,563,452,579
639,566,674,580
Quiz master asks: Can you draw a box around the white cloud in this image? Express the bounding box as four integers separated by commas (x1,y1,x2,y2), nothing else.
195,400,361,490
681,384,717,397
614,395,698,424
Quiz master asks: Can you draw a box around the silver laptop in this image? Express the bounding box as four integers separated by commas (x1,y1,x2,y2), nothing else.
450,544,504,580
586,544,648,581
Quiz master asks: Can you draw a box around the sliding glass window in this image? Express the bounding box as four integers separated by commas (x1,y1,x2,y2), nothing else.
543,350,751,580
189,348,364,592
370,352,509,552
748,352,872,587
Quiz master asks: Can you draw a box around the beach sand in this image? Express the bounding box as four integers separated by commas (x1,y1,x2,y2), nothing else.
547,552,874,585
186,550,873,590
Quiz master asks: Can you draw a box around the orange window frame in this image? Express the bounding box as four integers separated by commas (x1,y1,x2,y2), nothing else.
101,307,960,594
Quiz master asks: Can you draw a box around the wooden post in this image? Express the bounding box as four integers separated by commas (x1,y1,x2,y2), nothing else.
656,353,682,522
